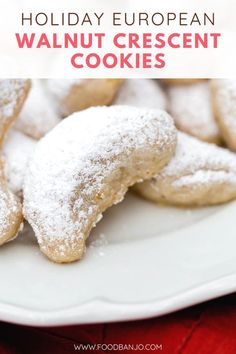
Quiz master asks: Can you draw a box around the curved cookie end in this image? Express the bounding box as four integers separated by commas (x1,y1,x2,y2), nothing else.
0,192,23,246
38,236,86,263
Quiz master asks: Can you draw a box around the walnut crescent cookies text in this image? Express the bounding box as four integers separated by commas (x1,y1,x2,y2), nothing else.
23,105,177,263
0,79,30,245
134,132,236,206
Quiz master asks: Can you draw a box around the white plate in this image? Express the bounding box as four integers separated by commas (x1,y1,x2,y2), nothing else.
0,192,236,327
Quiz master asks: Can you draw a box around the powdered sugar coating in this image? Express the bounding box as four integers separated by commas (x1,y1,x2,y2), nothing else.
211,79,236,150
0,184,21,244
135,132,236,206
168,82,220,144
0,79,30,142
158,132,236,184
3,130,36,196
46,79,123,117
47,79,84,101
15,80,60,139
114,79,167,110
0,80,27,119
0,80,28,244
23,105,177,262
0,157,23,245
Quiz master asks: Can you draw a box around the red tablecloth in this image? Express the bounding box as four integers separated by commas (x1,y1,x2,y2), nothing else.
1,293,236,354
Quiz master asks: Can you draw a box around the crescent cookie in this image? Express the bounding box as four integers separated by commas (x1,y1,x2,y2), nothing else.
0,160,23,246
47,79,123,117
0,80,28,245
168,81,221,144
15,80,61,139
0,79,30,144
163,79,205,85
211,79,236,151
23,105,177,263
135,132,236,207
3,130,36,196
114,79,167,110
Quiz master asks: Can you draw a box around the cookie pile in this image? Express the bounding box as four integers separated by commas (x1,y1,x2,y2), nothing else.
1,78,236,263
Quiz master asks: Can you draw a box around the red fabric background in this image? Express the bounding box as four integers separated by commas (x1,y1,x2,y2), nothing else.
0,293,236,354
